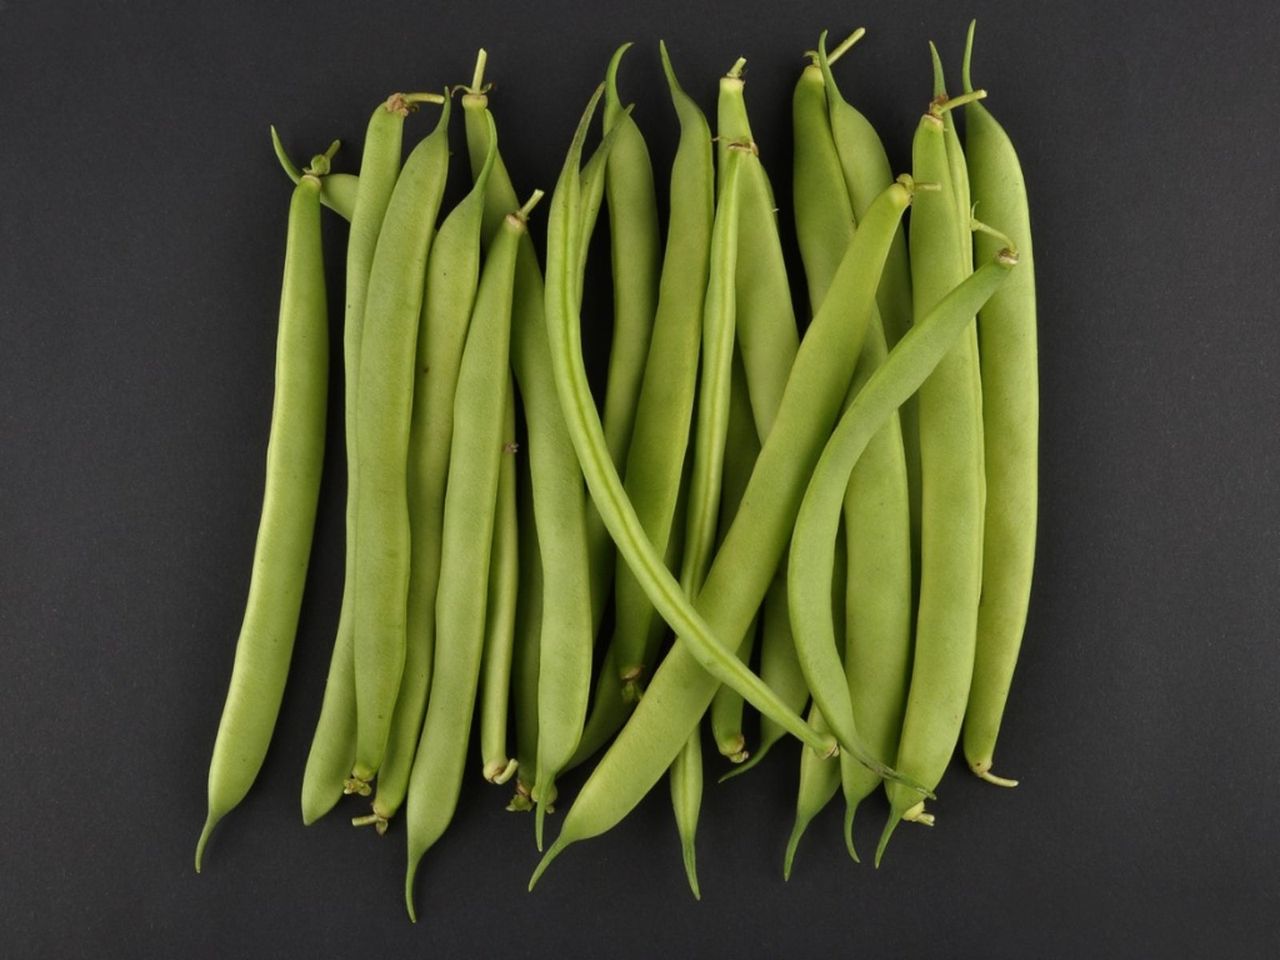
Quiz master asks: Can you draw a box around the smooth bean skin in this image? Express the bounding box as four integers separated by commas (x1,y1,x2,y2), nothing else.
404,201,526,921
680,145,743,598
539,86,841,781
815,36,913,347
370,119,497,823
816,32,922,595
837,318,913,859
304,93,433,814
531,177,916,888
608,41,713,696
599,41,659,471
961,21,1038,785
462,77,594,824
199,172,328,868
480,385,521,785
880,98,992,863
507,450,542,810
792,40,913,859
782,705,840,880
707,355,762,763
351,100,452,783
717,63,798,439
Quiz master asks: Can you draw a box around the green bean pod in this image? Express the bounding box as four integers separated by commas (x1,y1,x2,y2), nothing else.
351,98,452,784
792,34,915,859
717,59,798,439
815,34,913,346
815,31,922,596
461,56,594,828
404,193,533,921
707,355,763,763
835,318,913,860
961,21,1038,786
669,727,703,899
198,154,331,869
531,172,920,890
480,385,521,785
303,91,442,815
782,705,841,881
582,42,662,624
366,116,497,826
507,450,542,811
608,40,713,698
878,86,997,864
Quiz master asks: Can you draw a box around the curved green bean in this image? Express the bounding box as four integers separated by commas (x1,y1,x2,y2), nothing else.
198,147,332,868
608,40,713,699
961,21,1038,787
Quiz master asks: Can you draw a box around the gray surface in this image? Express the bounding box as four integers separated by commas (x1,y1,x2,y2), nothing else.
2,0,1278,956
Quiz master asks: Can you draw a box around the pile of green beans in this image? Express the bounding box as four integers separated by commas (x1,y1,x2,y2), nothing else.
197,20,1037,918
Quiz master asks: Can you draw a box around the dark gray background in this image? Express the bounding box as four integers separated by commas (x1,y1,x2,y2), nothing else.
2,0,1278,956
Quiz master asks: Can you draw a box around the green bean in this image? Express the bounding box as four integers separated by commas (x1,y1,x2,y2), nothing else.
351,97,452,785
815,33,913,348
816,31,922,601
506,449,542,811
878,84,996,866
707,355,763,763
304,91,443,812
404,191,537,921
793,32,914,860
582,42,662,627
197,145,333,869
837,317,912,860
539,84,839,773
461,54,594,827
480,386,521,785
682,143,744,597
365,115,497,827
608,40,713,700
531,109,638,851
782,705,840,880
717,59,798,439
666,147,745,893
531,162,922,889
270,126,357,219
961,21,1038,787
669,727,703,900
